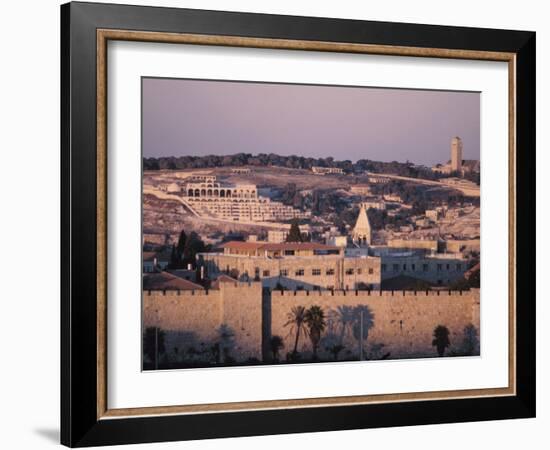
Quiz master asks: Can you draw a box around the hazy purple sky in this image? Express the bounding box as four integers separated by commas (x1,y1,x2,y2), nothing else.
142,78,480,166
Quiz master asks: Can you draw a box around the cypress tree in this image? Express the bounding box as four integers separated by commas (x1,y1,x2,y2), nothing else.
175,229,187,264
286,219,303,242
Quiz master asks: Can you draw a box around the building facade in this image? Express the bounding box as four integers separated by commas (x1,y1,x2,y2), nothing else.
182,176,309,222
311,166,344,175
198,241,381,290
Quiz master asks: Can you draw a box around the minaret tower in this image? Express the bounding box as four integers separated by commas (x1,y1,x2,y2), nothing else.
351,203,372,246
451,136,463,173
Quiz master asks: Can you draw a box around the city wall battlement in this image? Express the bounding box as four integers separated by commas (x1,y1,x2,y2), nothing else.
271,288,480,360
143,283,480,363
272,288,479,298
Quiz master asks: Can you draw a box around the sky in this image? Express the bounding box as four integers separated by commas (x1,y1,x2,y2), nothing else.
142,77,480,166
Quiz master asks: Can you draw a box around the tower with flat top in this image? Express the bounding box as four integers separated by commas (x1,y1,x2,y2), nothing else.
451,136,463,173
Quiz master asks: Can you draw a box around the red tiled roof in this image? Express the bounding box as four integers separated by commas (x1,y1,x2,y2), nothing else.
143,251,170,262
211,274,238,289
220,241,339,252
220,241,265,250
143,272,204,291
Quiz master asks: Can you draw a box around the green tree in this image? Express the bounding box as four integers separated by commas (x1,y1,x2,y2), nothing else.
304,305,327,360
461,324,479,356
143,326,165,368
284,305,308,357
183,231,207,267
432,325,451,357
175,229,187,264
285,219,303,243
169,244,178,268
269,335,284,362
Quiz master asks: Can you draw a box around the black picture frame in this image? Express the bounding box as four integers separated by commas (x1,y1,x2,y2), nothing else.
61,1,536,447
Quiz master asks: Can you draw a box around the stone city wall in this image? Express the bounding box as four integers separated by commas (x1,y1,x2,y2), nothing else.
143,282,263,362
143,284,480,363
270,288,480,360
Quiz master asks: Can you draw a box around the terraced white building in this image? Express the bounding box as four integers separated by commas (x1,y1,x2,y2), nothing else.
183,176,309,222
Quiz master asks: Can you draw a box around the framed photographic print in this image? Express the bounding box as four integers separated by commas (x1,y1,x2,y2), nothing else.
61,2,536,447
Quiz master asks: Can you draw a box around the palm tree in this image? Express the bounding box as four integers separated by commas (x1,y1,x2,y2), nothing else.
432,325,451,356
322,333,345,361
351,305,375,360
330,305,355,344
351,305,375,341
284,305,308,357
269,335,284,362
305,305,327,360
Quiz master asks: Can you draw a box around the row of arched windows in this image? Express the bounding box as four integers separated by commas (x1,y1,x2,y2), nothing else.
187,189,257,198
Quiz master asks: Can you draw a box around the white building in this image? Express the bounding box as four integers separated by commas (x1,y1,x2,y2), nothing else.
183,176,309,222
311,166,344,175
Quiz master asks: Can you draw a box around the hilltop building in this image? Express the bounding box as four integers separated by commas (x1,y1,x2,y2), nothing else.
451,136,463,172
432,136,480,176
311,166,344,175
182,176,309,222
231,167,251,174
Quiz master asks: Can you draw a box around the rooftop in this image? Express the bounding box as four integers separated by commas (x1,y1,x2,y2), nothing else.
210,274,238,289
143,272,204,291
143,251,170,262
219,241,340,252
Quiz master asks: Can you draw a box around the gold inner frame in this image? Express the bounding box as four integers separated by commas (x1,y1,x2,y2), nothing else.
96,29,517,420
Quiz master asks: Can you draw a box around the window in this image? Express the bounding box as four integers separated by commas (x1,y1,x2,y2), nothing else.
295,269,305,276
411,264,416,271
284,250,295,256
357,268,362,275
262,270,270,277
423,263,429,272
345,268,354,275
456,263,462,271
437,264,443,272
403,264,407,270
446,263,450,270
280,269,288,277
312,269,321,276
381,264,387,272
393,264,399,272
368,268,374,275
326,268,335,276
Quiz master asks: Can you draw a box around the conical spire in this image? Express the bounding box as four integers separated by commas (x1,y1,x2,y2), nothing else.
352,203,372,246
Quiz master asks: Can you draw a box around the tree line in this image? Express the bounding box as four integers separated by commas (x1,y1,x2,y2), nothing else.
143,153,440,180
